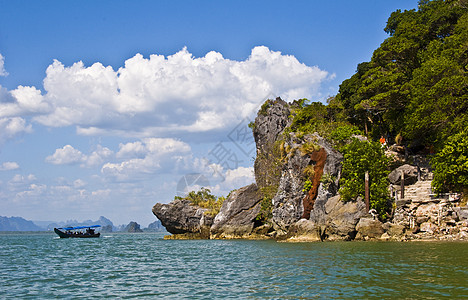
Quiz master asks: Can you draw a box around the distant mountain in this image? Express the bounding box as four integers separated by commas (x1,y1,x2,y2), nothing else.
0,216,44,231
123,221,143,233
43,216,117,231
144,220,166,232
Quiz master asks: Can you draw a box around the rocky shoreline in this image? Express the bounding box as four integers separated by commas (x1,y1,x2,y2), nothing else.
152,98,468,242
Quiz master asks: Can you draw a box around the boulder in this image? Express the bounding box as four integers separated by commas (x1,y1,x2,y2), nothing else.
355,217,384,240
211,183,263,238
420,222,438,234
322,196,367,240
152,199,213,238
415,203,438,217
387,223,406,237
453,207,468,221
388,164,419,185
286,219,322,242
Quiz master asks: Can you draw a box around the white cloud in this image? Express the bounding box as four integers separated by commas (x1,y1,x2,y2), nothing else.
83,145,113,167
0,161,19,171
5,46,331,140
0,117,33,145
45,145,86,165
73,179,86,188
102,138,191,181
210,166,255,196
0,54,8,76
224,166,255,187
45,144,114,167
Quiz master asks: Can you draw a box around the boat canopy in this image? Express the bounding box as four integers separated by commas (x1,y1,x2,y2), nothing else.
59,225,101,231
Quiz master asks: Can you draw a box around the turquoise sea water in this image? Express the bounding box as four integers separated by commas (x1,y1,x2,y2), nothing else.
1,232,467,299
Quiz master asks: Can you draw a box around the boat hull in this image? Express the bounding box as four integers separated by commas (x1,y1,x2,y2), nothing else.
54,228,100,238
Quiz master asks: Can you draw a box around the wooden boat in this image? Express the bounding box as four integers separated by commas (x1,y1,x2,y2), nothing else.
54,225,101,238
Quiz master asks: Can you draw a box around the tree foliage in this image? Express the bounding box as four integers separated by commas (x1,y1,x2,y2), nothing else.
339,139,390,219
335,0,468,148
431,128,468,195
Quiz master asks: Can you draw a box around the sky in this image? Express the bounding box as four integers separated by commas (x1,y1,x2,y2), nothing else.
0,0,419,227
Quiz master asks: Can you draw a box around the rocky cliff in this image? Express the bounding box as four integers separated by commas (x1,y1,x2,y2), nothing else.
152,98,468,241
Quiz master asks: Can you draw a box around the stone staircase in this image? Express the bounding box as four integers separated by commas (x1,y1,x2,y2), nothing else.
402,180,433,203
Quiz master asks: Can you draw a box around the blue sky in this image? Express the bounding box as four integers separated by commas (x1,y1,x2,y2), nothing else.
0,0,418,226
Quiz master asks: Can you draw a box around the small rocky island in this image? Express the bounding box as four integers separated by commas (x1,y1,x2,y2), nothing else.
153,99,468,241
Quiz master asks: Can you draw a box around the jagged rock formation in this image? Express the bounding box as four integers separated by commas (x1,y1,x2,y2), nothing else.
152,199,213,238
211,184,263,238
124,221,143,233
151,97,468,241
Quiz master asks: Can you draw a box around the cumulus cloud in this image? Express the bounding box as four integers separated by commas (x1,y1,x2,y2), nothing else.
0,54,8,76
0,117,33,145
0,161,20,171
102,138,191,181
5,47,331,140
45,145,86,165
45,144,113,167
84,145,113,167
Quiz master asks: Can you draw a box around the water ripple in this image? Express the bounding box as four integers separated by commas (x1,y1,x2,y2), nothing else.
0,233,467,299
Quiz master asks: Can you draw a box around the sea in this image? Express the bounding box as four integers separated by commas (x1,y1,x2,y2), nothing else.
1,232,467,299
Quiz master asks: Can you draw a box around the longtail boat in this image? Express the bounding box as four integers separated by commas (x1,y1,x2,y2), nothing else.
54,225,101,238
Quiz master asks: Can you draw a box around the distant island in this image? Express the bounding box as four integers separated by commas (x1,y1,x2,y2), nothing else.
0,215,166,233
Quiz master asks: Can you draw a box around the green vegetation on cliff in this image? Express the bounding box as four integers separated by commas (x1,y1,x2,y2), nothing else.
340,139,390,219
283,0,468,201
431,128,468,198
175,188,225,217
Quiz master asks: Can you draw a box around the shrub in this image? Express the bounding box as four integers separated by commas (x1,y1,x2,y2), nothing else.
431,128,468,197
339,139,390,219
299,141,321,155
320,173,336,190
330,124,362,143
259,100,272,116
177,188,225,216
302,180,313,192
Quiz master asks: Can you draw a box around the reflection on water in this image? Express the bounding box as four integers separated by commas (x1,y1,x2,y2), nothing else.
0,232,467,299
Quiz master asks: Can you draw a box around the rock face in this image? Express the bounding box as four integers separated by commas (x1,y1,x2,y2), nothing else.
355,217,384,240
211,184,263,238
271,134,344,233
124,221,143,233
391,181,468,241
151,97,468,241
388,164,419,185
152,199,213,238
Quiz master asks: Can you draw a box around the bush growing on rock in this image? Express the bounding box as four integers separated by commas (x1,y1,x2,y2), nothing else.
175,188,225,217
339,139,390,219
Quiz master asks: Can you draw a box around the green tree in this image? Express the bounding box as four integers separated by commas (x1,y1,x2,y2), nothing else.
339,139,390,219
431,128,468,197
335,0,467,148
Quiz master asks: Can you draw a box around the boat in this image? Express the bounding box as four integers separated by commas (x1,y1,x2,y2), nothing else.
54,225,101,238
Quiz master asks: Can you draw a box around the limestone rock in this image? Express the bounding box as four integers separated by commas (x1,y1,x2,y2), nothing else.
272,134,343,230
124,221,143,233
286,219,322,242
321,196,367,240
388,164,419,185
453,207,468,221
420,222,438,234
387,223,406,237
211,184,263,238
152,199,213,238
355,217,384,240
